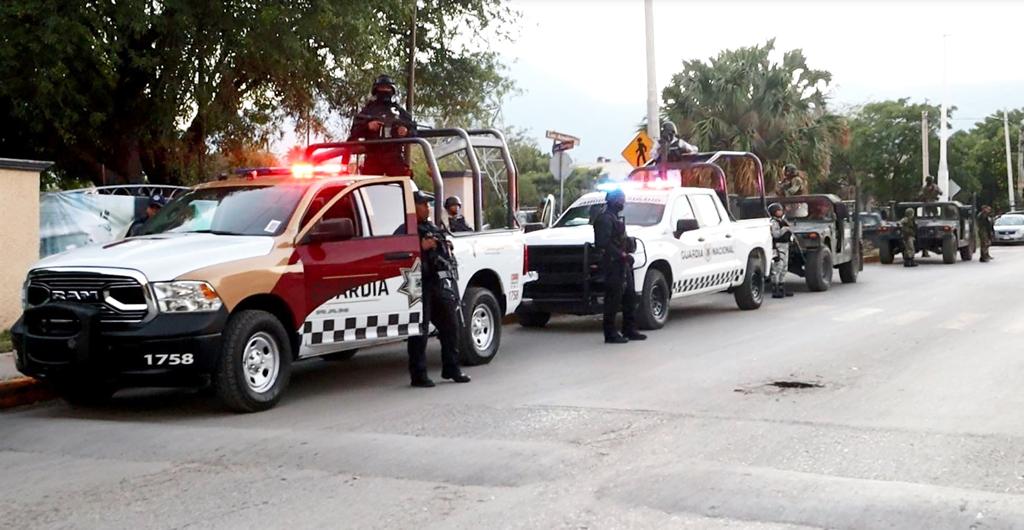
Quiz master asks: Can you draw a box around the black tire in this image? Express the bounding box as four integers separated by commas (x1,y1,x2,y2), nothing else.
838,257,858,284
960,243,973,261
942,236,956,264
321,349,358,362
636,269,670,330
215,310,293,413
51,378,116,407
459,287,501,366
805,248,833,292
733,254,765,310
516,308,551,328
879,240,894,265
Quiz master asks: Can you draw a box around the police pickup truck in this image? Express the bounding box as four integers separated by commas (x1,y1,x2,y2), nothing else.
13,130,530,412
518,152,773,329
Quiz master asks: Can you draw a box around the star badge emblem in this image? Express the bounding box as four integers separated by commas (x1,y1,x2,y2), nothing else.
397,259,423,307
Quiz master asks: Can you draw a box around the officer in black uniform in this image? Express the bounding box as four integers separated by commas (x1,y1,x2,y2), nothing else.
126,194,168,237
656,121,699,163
444,196,472,232
348,75,417,176
407,190,471,387
593,188,647,344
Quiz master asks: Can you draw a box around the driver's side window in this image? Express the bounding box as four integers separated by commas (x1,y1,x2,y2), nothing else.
315,193,363,238
671,196,696,225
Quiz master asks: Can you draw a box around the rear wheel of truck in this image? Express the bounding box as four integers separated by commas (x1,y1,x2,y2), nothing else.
516,308,551,328
838,256,859,284
942,236,957,264
459,287,501,366
733,255,765,310
637,269,670,330
879,240,894,264
215,310,292,413
805,248,833,292
51,378,116,407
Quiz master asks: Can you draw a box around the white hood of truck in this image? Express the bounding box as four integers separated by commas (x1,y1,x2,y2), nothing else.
32,233,276,281
525,224,663,246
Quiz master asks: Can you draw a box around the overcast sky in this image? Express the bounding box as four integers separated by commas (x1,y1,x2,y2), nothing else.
499,0,1024,164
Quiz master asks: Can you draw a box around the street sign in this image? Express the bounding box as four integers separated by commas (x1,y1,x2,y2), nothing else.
552,140,575,153
621,130,655,168
549,152,573,182
545,130,581,145
948,178,961,199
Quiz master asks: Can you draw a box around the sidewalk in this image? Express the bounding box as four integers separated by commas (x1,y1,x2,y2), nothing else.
0,351,52,409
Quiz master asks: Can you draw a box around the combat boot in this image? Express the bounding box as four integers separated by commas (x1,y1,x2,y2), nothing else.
907,258,919,268
771,284,784,299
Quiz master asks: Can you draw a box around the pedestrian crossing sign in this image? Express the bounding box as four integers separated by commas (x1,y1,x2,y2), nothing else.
621,131,655,168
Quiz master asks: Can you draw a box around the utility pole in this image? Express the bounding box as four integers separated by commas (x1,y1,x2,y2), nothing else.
1017,120,1023,204
1003,110,1015,210
406,2,417,113
921,111,929,185
644,0,658,141
936,34,950,201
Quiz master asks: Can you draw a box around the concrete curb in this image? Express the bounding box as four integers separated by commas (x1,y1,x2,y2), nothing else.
0,376,53,410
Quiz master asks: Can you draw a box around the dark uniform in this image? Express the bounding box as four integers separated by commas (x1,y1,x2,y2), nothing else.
593,189,646,344
655,121,698,163
407,191,470,387
978,205,995,262
348,75,417,177
444,196,472,232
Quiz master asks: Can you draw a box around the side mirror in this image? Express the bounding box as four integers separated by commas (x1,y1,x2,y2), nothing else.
675,218,700,237
523,223,545,233
305,218,355,244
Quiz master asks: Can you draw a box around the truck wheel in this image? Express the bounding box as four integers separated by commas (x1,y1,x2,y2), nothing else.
215,310,292,413
51,378,116,407
805,248,833,292
460,287,501,366
879,240,894,264
733,255,765,310
960,243,973,261
321,349,358,362
838,257,858,283
942,236,957,264
637,269,670,330
516,308,551,328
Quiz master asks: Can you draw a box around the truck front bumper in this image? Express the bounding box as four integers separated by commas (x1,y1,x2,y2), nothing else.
12,303,227,387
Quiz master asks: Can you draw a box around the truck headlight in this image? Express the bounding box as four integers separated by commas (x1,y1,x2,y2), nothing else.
152,281,223,313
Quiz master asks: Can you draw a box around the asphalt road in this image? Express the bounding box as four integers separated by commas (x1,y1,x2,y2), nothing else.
3,246,1024,529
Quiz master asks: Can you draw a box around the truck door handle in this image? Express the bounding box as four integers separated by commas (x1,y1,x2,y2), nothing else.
725,234,733,238
384,251,414,261
697,237,705,242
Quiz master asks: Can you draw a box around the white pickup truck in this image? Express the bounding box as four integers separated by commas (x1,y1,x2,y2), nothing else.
519,181,772,330
13,130,530,412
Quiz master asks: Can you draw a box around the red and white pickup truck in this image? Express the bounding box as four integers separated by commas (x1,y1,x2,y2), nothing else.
13,130,530,412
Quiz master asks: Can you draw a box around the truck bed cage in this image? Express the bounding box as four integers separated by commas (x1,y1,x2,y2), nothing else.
629,151,767,219
303,128,519,229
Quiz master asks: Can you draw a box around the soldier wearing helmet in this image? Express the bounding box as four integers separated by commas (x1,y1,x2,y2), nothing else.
593,188,646,344
919,176,943,202
768,202,794,298
348,74,418,177
444,195,472,233
900,207,919,267
775,164,805,197
655,121,698,163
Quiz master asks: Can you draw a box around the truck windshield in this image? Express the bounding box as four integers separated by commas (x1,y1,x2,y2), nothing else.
555,202,666,227
784,198,834,221
141,185,307,236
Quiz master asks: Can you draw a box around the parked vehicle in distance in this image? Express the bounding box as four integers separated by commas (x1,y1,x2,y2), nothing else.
994,213,1024,244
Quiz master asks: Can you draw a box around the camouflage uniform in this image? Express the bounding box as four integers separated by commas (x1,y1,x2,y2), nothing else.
977,206,994,262
900,208,918,267
768,203,793,298
775,164,805,198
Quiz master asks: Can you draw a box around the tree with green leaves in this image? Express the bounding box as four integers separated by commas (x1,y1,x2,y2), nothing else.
0,0,514,186
949,110,1023,210
661,39,846,195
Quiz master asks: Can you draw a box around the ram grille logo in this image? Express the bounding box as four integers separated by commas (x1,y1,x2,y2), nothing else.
50,290,102,302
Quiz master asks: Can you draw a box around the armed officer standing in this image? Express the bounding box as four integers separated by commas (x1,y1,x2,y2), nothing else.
768,202,795,298
444,196,472,232
407,191,471,387
978,205,995,263
655,121,699,163
594,189,647,344
348,75,417,177
919,176,943,202
900,207,919,267
775,164,804,197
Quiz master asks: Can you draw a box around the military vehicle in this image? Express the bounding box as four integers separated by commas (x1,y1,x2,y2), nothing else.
772,194,862,291
878,201,976,264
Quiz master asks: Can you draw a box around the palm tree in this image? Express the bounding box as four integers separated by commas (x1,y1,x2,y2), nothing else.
661,40,848,196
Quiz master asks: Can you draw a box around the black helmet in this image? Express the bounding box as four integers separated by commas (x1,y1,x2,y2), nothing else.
925,176,935,184
444,196,462,209
768,202,784,217
371,75,397,97
660,121,678,141
605,188,626,204
784,164,798,177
